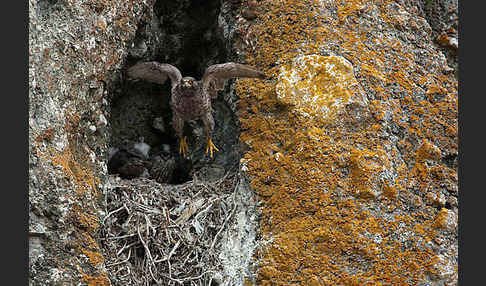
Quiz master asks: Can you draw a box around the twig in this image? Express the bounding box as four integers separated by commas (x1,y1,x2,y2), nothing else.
106,248,131,267
167,240,180,279
137,218,160,284
117,240,138,256
178,270,214,282
194,198,219,222
211,187,238,250
108,233,137,240
102,206,125,225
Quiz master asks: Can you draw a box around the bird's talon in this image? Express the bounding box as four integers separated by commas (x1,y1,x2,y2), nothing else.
206,138,219,158
179,136,188,158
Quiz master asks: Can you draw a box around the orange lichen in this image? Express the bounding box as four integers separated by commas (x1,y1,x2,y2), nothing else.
235,0,456,284
411,139,446,191
347,149,382,196
34,126,56,142
74,205,101,233
35,114,106,284
80,270,111,286
432,208,457,231
382,182,398,200
416,140,442,162
47,146,100,197
426,83,448,97
80,246,105,268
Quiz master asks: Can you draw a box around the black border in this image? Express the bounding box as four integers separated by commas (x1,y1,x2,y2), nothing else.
6,0,29,283
458,1,477,285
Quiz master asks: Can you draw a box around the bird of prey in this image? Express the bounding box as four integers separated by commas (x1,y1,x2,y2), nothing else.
107,138,152,179
127,61,266,158
149,148,176,184
108,148,151,179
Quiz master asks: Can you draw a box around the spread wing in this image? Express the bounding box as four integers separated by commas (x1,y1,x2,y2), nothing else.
127,61,182,89
202,62,266,98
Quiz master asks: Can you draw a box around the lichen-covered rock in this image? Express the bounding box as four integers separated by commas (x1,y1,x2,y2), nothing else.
235,0,458,285
276,55,368,124
414,0,459,76
433,208,458,231
29,0,155,284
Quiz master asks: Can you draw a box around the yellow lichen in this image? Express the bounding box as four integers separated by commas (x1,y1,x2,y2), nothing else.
46,143,100,197
80,247,105,268
276,54,362,123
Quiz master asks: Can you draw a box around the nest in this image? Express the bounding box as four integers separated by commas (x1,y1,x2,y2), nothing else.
99,172,241,285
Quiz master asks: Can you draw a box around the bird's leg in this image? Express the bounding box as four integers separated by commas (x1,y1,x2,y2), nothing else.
202,111,219,158
172,112,189,158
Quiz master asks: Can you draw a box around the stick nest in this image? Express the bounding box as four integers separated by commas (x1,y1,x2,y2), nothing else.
99,172,240,285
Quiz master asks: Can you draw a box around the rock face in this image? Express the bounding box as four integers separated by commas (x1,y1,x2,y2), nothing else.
412,0,459,77
29,0,458,285
29,0,156,284
29,0,258,285
237,0,458,285
276,54,368,123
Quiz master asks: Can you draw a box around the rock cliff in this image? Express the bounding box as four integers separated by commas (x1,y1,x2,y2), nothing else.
29,0,458,285
237,0,457,284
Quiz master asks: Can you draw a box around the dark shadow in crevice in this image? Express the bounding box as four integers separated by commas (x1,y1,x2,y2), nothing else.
108,0,237,185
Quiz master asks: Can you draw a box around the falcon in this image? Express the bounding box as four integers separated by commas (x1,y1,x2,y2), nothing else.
149,147,176,184
107,138,151,179
127,61,265,158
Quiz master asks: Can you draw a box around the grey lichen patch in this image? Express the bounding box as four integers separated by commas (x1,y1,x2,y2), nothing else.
218,175,260,286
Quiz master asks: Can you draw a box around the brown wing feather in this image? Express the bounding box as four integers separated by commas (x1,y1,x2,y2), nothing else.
202,63,265,96
127,62,182,88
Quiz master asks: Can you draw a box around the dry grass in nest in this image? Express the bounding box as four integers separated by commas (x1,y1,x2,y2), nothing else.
99,172,240,285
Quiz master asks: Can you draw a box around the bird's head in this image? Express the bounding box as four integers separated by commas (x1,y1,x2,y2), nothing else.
181,77,196,88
